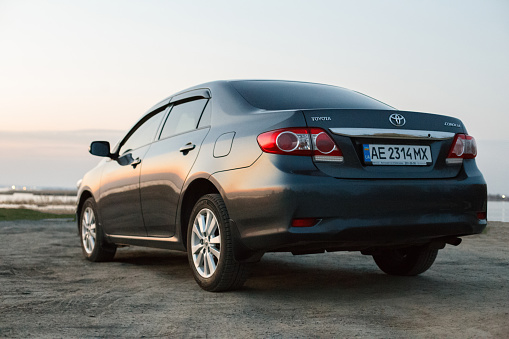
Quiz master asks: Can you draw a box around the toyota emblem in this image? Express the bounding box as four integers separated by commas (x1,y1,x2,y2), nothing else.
389,113,406,127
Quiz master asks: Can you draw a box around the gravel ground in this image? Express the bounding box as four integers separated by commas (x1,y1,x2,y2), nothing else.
0,220,508,338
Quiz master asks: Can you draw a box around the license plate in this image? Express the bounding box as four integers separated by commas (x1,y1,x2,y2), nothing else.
363,144,432,166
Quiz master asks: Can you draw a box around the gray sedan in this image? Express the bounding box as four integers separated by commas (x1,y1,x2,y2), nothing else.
77,80,487,291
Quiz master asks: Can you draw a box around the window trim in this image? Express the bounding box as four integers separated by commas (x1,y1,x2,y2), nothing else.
170,88,211,105
114,105,169,156
157,98,209,141
111,88,212,155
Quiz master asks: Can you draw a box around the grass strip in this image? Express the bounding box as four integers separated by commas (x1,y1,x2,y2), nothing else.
0,208,74,221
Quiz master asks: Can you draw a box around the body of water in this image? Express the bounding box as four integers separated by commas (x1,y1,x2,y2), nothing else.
488,201,509,222
0,193,507,222
0,193,76,214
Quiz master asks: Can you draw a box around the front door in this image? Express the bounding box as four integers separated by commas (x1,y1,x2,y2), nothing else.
98,110,166,236
98,146,149,236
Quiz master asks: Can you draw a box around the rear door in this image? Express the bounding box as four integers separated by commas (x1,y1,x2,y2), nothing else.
302,109,465,179
140,94,211,237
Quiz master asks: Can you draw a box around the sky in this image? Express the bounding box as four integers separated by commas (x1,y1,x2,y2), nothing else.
0,0,508,193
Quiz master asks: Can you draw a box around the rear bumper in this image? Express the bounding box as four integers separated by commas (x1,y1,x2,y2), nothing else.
213,154,487,254
236,213,486,255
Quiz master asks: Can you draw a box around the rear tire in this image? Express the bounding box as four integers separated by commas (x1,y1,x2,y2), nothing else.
79,198,116,262
187,194,249,292
372,246,438,276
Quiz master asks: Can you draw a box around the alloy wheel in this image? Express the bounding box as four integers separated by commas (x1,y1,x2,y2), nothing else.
81,206,97,255
191,208,221,278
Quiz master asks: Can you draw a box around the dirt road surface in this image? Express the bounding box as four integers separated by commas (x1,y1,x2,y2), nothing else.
0,220,508,338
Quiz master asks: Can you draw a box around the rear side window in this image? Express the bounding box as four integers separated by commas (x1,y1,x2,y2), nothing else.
230,80,393,110
159,99,208,139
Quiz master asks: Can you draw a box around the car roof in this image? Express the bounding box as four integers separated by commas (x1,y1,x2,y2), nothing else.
146,79,393,114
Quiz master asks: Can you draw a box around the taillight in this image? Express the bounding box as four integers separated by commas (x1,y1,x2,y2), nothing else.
257,128,343,162
309,128,343,162
257,128,311,156
446,134,477,165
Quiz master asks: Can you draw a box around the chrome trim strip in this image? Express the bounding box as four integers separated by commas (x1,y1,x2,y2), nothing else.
108,234,179,243
329,128,455,140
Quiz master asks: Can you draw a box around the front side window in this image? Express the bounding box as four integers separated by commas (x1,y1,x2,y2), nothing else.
159,99,208,140
119,110,165,154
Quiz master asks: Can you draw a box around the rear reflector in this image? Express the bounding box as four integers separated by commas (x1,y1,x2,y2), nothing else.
446,134,477,165
291,218,321,227
477,212,487,220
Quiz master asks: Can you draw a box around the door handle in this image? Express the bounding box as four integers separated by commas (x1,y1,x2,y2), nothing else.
179,143,196,153
131,157,141,168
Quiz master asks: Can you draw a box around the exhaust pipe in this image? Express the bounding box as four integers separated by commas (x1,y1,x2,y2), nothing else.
445,237,462,246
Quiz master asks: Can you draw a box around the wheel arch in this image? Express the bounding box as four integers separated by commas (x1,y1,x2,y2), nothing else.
76,190,94,233
179,178,221,250
179,175,262,263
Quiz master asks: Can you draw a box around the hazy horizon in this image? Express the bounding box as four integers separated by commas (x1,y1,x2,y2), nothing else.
1,129,508,195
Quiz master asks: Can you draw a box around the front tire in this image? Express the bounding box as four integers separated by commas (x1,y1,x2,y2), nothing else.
187,194,249,292
372,246,438,276
79,198,116,262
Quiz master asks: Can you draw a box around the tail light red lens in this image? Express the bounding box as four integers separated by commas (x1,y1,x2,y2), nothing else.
291,218,321,227
314,132,336,153
476,212,487,220
446,134,477,165
277,131,300,151
257,128,343,162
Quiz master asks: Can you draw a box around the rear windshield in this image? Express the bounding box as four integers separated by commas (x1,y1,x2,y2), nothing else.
230,80,393,110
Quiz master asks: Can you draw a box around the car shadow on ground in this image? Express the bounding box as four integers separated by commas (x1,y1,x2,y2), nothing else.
113,247,188,266
107,247,458,299
244,253,443,295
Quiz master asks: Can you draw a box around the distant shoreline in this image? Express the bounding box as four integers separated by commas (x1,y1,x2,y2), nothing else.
488,194,508,202
0,189,77,196
0,189,507,201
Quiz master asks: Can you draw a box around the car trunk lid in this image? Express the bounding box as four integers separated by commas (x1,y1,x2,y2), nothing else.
302,109,466,179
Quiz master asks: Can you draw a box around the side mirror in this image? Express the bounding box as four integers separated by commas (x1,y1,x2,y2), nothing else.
89,141,112,157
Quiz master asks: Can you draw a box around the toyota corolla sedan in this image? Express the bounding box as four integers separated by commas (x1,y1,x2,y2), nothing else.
77,80,487,291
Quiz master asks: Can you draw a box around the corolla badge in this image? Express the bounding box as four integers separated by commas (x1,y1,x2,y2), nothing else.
444,122,461,128
389,113,406,127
